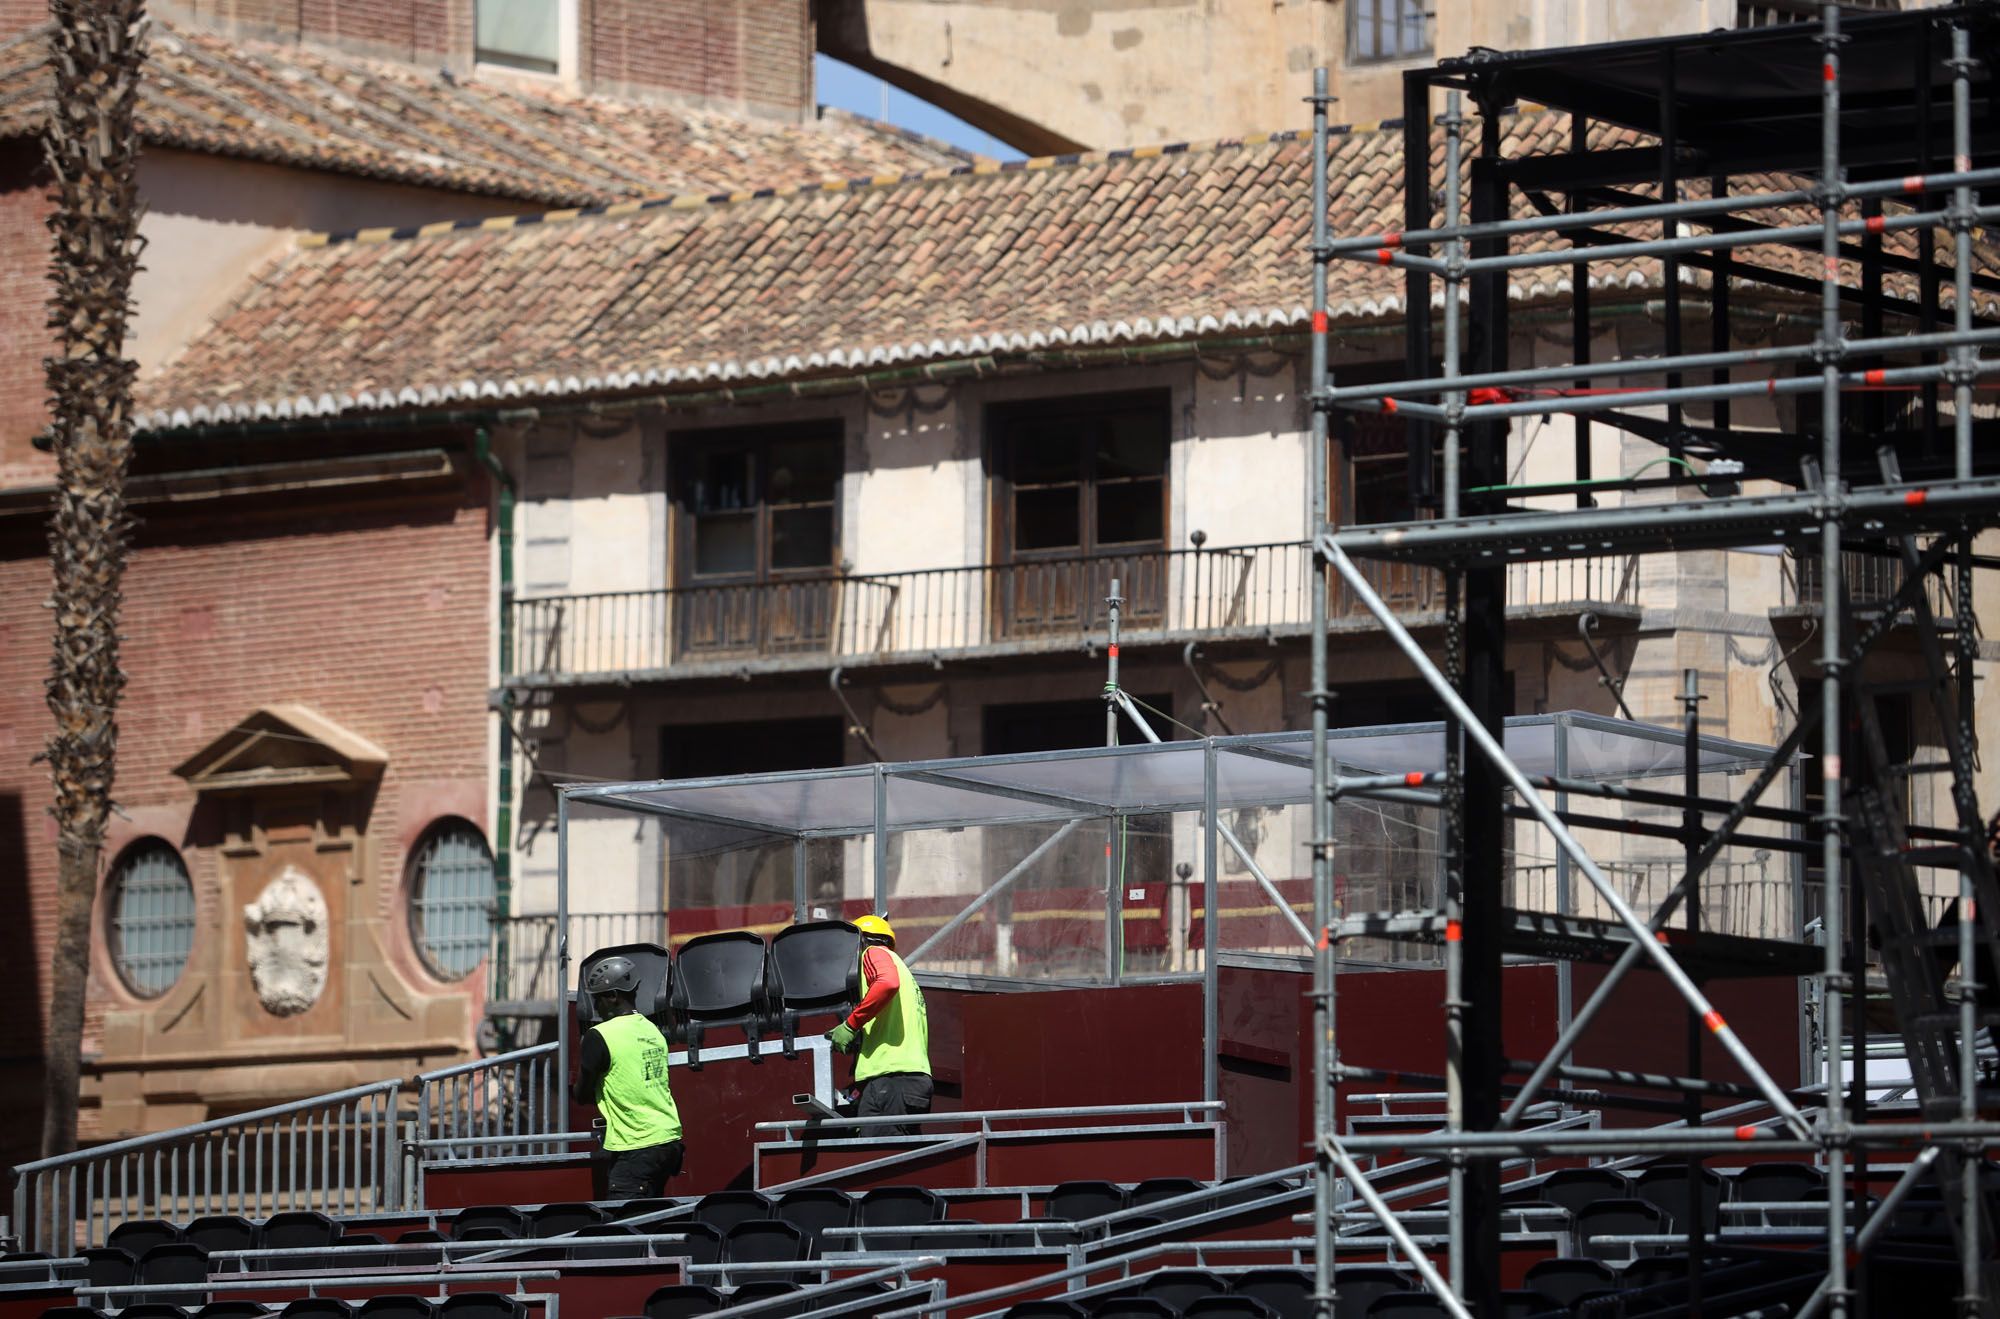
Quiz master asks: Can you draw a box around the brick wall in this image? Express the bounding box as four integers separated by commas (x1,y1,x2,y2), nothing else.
149,0,812,117
0,139,55,487
0,466,493,1165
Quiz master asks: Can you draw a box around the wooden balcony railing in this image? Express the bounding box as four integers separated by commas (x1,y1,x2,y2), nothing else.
507,542,1639,682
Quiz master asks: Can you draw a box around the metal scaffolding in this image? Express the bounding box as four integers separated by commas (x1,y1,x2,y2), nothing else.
1308,6,2000,1317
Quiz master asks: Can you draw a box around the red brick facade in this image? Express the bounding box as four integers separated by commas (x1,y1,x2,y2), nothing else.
0,138,54,487
0,451,494,1165
142,0,814,117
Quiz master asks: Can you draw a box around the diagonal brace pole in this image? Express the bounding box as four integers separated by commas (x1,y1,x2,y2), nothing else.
1320,1135,1474,1319
905,818,1085,967
1217,819,1317,953
1318,533,1811,1137
1793,1146,1943,1319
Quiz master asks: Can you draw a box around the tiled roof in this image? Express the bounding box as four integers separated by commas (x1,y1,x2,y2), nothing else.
133,112,1990,430
0,21,966,205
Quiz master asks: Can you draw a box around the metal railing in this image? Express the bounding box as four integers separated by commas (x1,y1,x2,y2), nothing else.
1511,856,1795,940
10,1078,404,1256
489,910,667,1007
411,1043,567,1191
509,542,1638,681
1782,544,1956,616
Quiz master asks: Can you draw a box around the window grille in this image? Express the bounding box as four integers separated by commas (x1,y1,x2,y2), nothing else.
109,842,196,998
411,822,496,980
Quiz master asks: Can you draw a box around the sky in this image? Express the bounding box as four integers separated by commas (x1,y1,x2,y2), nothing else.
815,55,1025,161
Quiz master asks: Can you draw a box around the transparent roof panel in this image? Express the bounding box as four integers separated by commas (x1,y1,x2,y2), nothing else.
568,713,1784,835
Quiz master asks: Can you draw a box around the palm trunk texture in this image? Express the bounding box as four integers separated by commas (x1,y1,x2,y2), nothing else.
40,0,146,1163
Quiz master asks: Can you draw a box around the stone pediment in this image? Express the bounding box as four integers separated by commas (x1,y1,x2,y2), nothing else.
173,704,388,793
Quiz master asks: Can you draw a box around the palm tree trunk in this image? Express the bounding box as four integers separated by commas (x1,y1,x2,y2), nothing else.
40,0,147,1165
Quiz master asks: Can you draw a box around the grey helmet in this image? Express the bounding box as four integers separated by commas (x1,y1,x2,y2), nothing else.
584,956,639,996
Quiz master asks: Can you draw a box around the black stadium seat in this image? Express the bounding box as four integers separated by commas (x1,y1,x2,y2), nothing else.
1523,1257,1617,1308
768,919,863,1054
261,1212,340,1252
118,1306,190,1319
693,1190,773,1234
722,1219,807,1264
1533,1168,1630,1218
1634,1164,1726,1230
1575,1198,1671,1263
643,1283,724,1319
1135,1267,1224,1311
184,1217,258,1255
531,1202,606,1237
452,1206,529,1240
1232,1266,1312,1319
280,1302,354,1319
1088,1298,1177,1319
138,1243,211,1306
108,1220,181,1258
577,943,674,1032
1332,1266,1412,1315
438,1296,526,1319
1732,1163,1824,1203
1047,1180,1126,1221
724,1281,803,1316
669,931,773,1065
42,1311,107,1319
356,1299,436,1319
82,1246,138,1290
772,1188,854,1246
1184,1298,1277,1319
668,1222,724,1267
1365,1295,1450,1318
563,1221,643,1260
194,1304,270,1318
1003,1303,1086,1319
857,1185,944,1250
1499,1292,1563,1316
1129,1177,1204,1208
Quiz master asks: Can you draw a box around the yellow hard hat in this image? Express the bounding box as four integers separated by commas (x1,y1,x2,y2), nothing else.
853,913,896,946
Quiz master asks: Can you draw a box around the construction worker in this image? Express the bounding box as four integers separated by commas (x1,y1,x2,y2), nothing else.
572,956,684,1198
826,914,932,1135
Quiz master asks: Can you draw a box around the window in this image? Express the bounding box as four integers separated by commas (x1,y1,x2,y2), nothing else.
410,820,496,980
993,391,1169,557
108,841,196,998
990,391,1171,637
1350,0,1431,63
676,422,842,581
476,0,563,74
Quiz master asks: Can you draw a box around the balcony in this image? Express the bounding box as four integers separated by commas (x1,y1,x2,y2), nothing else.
506,541,1639,685
1778,545,1958,619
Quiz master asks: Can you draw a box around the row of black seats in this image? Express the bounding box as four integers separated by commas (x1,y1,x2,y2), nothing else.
46,1295,524,1319
1512,1162,1829,1231
636,1279,895,1318
577,920,864,1063
1007,1267,1314,1319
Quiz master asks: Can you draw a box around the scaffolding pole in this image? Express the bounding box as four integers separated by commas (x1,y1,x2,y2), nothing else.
1300,5,1998,1314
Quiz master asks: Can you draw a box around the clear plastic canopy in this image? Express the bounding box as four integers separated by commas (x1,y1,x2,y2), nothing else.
566,712,1781,837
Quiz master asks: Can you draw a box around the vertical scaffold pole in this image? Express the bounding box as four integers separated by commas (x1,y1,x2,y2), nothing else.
1307,63,1337,1319
1949,25,1984,1316
555,789,571,1129
1816,7,1849,1317
1438,88,1467,1301
1105,578,1123,984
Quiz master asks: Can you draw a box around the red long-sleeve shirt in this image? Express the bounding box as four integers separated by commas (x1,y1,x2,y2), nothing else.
844,946,900,1029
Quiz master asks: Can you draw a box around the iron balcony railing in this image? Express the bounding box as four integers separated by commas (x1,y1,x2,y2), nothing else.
508,542,1639,682
1780,544,1958,616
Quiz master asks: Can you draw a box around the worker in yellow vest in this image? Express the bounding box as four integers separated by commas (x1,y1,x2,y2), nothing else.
826,914,932,1135
572,956,684,1197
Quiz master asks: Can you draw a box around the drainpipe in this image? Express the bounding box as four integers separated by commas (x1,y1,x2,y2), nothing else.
473,426,517,1032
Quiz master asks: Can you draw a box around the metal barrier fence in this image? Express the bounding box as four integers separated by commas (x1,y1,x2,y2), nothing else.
489,911,668,1007
9,1043,571,1254
508,542,1638,681
9,1079,403,1256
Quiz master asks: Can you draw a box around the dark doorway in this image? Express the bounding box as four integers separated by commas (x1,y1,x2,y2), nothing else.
659,718,845,911
983,693,1178,755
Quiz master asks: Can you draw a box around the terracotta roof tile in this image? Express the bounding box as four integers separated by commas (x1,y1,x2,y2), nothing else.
0,20,965,205
134,113,1995,429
